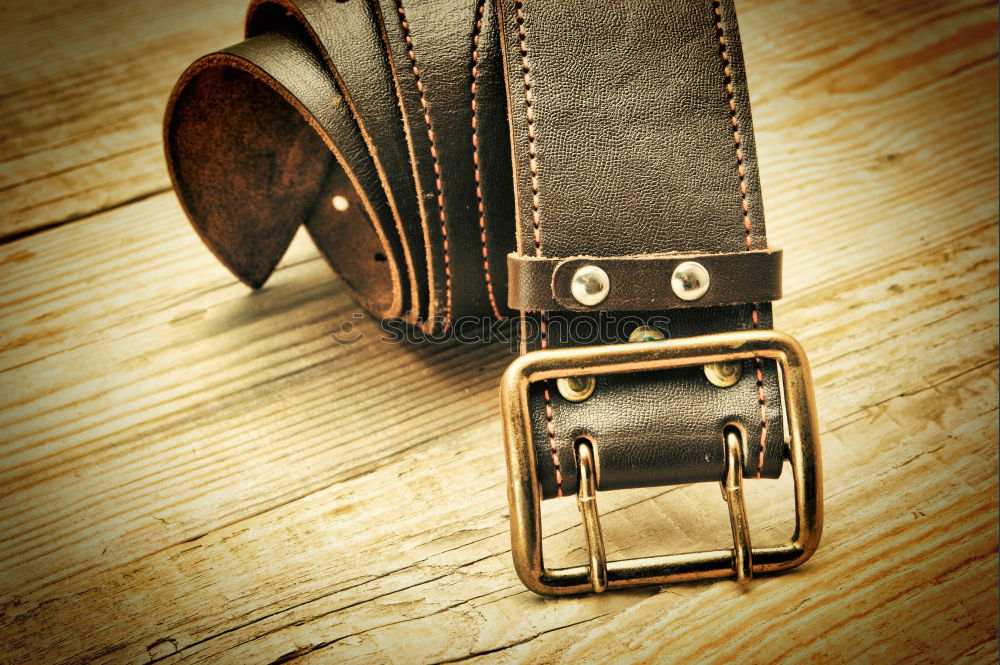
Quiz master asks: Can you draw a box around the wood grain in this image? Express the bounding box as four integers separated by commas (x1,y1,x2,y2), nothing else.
0,0,997,663
0,0,244,240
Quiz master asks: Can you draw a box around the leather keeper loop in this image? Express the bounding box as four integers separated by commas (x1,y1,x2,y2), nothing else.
507,248,782,312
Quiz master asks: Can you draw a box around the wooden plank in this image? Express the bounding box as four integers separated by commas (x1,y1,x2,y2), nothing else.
0,0,245,240
0,0,997,663
740,0,999,279
1,207,995,664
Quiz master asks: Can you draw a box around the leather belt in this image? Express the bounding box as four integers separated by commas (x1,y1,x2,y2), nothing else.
165,0,823,595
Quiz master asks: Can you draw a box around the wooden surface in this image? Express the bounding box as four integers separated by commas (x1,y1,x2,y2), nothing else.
0,1,997,663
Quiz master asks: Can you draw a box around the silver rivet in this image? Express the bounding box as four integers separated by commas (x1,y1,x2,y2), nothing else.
331,195,350,211
571,265,610,306
671,261,710,301
557,375,596,402
704,361,743,388
628,326,665,343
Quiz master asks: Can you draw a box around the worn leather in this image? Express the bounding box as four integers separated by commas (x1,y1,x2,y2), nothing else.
164,0,786,500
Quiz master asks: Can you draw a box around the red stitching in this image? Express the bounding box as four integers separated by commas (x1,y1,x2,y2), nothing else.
396,1,452,324
470,0,503,320
515,1,542,254
714,0,769,477
515,0,560,496
541,316,561,493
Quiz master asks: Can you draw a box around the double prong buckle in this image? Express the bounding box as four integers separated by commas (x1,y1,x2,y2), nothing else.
499,330,822,595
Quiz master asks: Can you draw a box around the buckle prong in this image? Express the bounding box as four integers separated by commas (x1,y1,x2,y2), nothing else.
575,441,608,592
722,429,753,584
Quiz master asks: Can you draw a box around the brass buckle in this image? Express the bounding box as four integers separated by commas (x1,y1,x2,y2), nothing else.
499,330,822,595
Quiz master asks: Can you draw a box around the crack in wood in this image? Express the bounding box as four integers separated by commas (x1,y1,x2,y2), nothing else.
426,614,611,665
0,187,171,245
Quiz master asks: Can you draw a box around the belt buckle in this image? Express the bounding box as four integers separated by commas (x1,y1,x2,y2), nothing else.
499,329,823,595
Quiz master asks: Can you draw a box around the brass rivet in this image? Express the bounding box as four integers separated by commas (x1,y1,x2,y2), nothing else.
557,375,597,402
671,261,710,301
331,195,350,211
628,326,665,343
704,360,743,388
570,265,610,306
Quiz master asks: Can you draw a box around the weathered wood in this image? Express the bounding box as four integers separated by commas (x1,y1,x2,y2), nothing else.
0,0,997,663
0,0,245,240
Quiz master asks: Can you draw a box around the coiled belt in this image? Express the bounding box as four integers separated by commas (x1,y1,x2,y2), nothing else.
165,0,823,595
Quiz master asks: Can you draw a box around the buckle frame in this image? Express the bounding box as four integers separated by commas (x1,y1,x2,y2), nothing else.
499,329,822,595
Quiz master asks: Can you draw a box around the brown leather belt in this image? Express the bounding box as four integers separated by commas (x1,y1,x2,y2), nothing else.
165,0,823,595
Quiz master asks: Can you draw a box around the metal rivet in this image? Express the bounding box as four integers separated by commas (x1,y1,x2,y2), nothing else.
571,265,610,306
671,261,710,301
331,195,350,211
628,326,665,343
557,375,597,402
704,360,743,388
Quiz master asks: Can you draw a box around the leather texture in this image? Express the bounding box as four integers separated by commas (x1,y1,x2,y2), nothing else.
164,0,787,500
507,249,782,312
497,0,785,498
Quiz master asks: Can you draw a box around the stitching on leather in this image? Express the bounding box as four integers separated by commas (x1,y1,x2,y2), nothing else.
713,0,753,252
714,0,769,477
515,0,560,496
396,1,452,323
514,1,542,254
750,310,769,477
541,318,561,494
470,0,504,320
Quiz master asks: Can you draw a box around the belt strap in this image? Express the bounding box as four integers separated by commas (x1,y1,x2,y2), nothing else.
495,0,785,498
165,0,817,592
